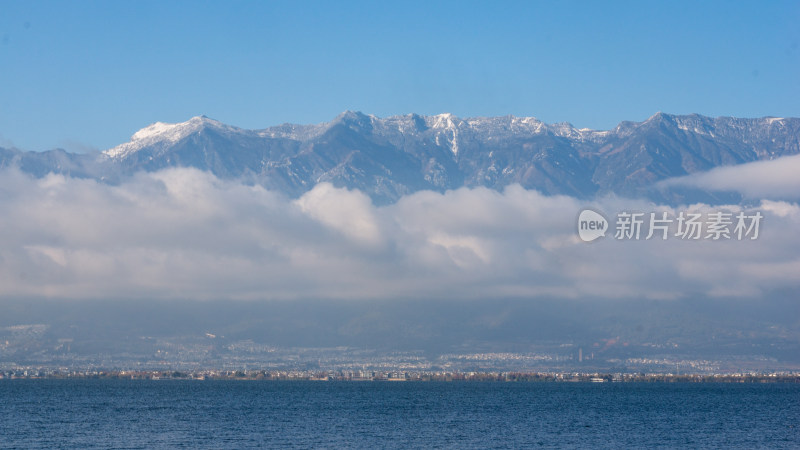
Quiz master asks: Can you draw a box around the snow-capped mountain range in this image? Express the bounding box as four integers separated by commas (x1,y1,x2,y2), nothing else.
2,111,798,203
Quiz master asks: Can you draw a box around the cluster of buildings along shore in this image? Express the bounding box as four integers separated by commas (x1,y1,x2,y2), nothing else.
2,368,798,383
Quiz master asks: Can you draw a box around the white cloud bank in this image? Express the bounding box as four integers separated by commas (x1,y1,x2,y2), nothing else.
661,153,800,199
0,167,798,301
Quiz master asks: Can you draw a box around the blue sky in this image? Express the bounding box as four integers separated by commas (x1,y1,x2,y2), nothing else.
1,0,798,152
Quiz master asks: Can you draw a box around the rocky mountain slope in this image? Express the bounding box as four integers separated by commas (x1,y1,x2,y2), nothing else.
1,112,797,203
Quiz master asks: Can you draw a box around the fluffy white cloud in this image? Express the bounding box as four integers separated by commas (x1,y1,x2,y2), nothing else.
294,182,383,247
661,153,800,199
0,168,797,301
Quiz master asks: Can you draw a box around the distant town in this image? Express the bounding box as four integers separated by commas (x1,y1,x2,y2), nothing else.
1,368,798,383
3,322,798,380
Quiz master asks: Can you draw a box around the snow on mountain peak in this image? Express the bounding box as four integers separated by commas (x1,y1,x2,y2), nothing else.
427,114,463,155
130,121,181,142
429,113,459,129
104,116,234,158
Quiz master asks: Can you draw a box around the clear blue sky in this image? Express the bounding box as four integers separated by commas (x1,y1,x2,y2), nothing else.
1,0,798,152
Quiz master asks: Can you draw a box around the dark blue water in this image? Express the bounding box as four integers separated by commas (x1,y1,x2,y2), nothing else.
0,380,798,448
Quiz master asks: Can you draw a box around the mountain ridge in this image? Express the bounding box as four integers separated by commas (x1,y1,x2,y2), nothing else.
1,112,798,204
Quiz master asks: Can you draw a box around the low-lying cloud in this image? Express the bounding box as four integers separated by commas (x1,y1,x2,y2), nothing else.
661,153,800,200
0,167,798,301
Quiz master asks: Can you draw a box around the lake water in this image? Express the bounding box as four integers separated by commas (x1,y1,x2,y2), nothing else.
0,380,798,448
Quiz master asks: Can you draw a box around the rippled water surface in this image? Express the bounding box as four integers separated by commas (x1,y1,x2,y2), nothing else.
1,380,798,448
